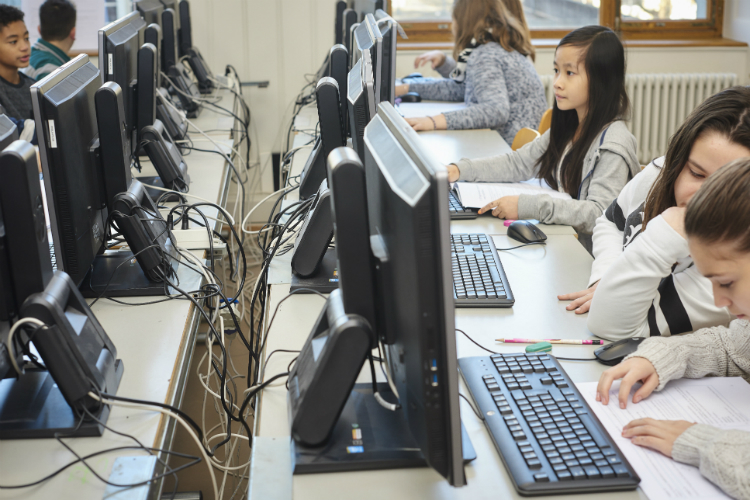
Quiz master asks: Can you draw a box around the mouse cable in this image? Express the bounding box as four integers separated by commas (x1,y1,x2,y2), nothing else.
555,357,597,362
459,392,484,421
495,241,547,251
456,328,498,355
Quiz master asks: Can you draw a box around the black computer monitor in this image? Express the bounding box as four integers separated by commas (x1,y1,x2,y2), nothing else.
0,139,123,438
136,0,164,26
0,114,18,151
347,56,376,161
176,0,214,93
353,14,382,105
99,11,147,153
363,101,465,485
161,7,201,115
335,1,347,45
178,0,191,56
375,11,397,105
32,55,108,287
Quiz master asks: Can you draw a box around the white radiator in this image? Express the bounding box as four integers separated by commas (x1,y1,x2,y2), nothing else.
539,73,738,164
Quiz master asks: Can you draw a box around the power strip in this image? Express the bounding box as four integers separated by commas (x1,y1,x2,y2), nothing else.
171,228,227,255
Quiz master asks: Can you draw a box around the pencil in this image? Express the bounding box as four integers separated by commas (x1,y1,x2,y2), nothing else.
495,338,604,345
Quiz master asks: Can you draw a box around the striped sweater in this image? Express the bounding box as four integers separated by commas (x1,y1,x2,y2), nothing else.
587,157,735,339
407,42,547,144
24,39,70,81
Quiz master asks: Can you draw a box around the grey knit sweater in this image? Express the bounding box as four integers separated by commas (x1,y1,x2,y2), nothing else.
407,42,547,144
454,121,640,252
626,320,750,499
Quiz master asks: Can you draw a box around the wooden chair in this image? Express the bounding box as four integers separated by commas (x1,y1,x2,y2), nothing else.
538,108,552,135
511,127,540,151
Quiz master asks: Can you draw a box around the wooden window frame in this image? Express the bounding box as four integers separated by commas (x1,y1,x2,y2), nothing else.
388,0,725,45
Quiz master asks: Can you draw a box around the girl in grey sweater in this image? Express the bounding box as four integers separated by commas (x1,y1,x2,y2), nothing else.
395,0,546,144
597,159,750,500
448,26,639,252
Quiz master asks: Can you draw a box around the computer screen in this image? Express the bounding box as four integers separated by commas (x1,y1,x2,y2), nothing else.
98,12,146,153
135,0,164,27
375,12,397,105
353,14,382,103
32,55,108,287
178,0,192,56
347,55,376,161
362,101,465,486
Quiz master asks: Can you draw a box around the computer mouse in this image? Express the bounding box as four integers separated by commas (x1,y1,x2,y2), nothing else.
398,92,422,103
594,338,646,366
402,72,423,80
507,220,547,244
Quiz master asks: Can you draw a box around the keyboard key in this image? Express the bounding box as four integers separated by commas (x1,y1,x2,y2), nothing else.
602,448,616,456
523,452,537,460
549,457,563,465
552,464,568,472
584,466,600,479
578,457,593,466
570,466,586,480
527,459,542,469
574,451,588,458
561,453,575,461
594,459,609,467
546,451,560,459
599,466,615,479
556,470,573,481
613,464,630,478
607,456,622,465
533,473,549,483
578,414,610,448
565,459,579,467
512,431,527,440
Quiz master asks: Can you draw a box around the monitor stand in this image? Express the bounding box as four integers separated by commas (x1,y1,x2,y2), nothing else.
290,247,338,295
0,363,123,439
79,251,178,298
292,383,476,474
136,176,183,203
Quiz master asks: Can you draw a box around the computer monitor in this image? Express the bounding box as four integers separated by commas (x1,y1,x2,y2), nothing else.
32,55,108,287
0,114,18,151
162,8,201,116
335,1,347,45
363,101,465,486
351,0,387,21
0,139,123,438
99,11,147,152
144,22,163,87
353,14,382,105
347,55,376,161
177,0,214,94
344,10,358,61
136,0,164,27
375,11,397,105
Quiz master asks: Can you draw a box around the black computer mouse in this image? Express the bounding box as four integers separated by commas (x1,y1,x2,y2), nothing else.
507,220,547,244
594,338,646,366
398,92,422,103
402,72,423,80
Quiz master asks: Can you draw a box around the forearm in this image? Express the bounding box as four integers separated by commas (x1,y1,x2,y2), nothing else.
589,214,625,287
407,79,465,102
454,132,548,182
672,425,750,500
588,216,687,340
435,56,457,78
518,196,604,235
443,100,509,130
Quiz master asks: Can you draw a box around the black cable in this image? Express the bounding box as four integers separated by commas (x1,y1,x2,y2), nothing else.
459,393,484,420
495,242,547,251
456,328,498,355
555,357,598,362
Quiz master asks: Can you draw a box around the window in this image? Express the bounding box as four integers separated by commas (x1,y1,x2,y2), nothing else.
390,0,724,44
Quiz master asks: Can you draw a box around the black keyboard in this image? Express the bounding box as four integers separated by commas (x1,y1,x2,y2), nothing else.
459,354,640,495
449,190,477,220
451,234,514,307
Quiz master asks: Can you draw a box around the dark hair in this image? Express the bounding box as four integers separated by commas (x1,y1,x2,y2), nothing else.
535,26,629,197
686,157,750,252
0,5,24,31
40,0,76,41
643,86,750,228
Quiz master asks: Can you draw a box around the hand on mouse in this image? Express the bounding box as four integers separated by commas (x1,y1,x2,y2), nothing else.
479,196,519,219
661,206,687,239
395,83,409,97
447,164,460,182
622,418,695,458
414,50,446,70
558,282,599,314
405,114,446,132
596,357,659,409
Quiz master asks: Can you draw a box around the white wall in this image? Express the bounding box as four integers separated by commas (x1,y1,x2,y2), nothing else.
187,0,749,217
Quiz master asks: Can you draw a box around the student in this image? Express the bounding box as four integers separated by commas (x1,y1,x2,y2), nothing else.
394,0,546,144
25,0,75,81
0,5,33,121
595,158,750,500
567,87,750,340
447,26,639,251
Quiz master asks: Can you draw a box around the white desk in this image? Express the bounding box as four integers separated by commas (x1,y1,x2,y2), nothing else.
0,89,241,500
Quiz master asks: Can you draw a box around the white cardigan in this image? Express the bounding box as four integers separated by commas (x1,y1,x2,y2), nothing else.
586,157,734,340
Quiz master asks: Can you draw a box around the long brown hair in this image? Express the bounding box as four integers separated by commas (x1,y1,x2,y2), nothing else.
643,86,750,229
686,157,750,252
535,26,629,197
452,0,535,62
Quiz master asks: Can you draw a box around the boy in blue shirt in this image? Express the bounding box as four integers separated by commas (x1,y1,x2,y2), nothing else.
25,0,75,81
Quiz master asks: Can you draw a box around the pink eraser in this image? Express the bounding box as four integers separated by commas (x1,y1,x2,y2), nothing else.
503,220,517,227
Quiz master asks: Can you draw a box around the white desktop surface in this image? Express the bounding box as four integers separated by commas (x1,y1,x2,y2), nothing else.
0,91,239,500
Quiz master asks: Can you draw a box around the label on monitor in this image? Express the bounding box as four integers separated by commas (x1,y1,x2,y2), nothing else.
48,120,57,148
108,54,113,75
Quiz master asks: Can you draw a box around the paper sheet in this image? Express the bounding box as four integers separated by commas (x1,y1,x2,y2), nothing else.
577,378,750,500
454,179,572,208
395,102,468,119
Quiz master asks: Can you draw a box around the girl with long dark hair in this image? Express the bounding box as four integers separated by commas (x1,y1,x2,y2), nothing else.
395,0,546,143
565,87,750,340
447,26,640,251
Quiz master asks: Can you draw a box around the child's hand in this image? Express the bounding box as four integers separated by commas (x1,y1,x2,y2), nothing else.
596,357,659,408
405,115,446,132
558,281,598,314
395,83,409,97
662,206,687,238
479,196,519,219
447,164,460,182
414,50,446,70
622,418,695,458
